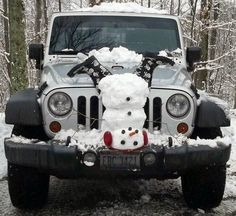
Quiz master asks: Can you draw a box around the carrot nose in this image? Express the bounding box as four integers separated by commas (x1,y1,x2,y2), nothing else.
129,131,136,137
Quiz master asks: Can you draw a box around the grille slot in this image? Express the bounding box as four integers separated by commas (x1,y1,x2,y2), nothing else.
153,97,162,130
78,96,86,126
90,96,99,129
144,98,149,129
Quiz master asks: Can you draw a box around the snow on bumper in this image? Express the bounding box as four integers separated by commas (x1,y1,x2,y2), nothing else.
4,137,231,178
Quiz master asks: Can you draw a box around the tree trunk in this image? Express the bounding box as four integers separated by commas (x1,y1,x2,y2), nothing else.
3,0,11,90
35,0,42,43
189,0,198,45
194,0,212,90
43,0,48,41
177,0,181,15
208,1,220,93
170,0,174,15
9,0,28,93
160,0,163,9
234,86,236,109
59,0,62,12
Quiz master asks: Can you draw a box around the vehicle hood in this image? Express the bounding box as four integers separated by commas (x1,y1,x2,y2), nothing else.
41,59,193,93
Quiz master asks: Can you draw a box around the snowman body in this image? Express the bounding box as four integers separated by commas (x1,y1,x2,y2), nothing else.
98,73,149,151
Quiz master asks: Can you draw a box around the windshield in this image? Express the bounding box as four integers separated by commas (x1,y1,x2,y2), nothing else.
49,16,180,55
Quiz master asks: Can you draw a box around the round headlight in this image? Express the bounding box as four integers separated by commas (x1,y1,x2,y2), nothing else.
48,92,72,116
166,94,190,117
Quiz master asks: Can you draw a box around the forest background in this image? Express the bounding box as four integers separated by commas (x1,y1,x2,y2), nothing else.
0,0,235,111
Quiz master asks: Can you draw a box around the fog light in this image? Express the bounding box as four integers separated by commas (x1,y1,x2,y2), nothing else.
49,121,61,133
83,152,97,167
177,122,188,134
143,153,156,166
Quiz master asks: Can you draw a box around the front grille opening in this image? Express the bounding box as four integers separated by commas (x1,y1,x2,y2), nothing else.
90,96,99,129
77,95,161,131
78,96,86,126
153,97,162,130
144,98,149,129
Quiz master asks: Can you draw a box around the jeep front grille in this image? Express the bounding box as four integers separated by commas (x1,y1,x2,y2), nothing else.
77,96,162,131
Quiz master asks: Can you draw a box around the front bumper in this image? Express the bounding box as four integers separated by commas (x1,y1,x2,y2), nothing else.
4,138,231,179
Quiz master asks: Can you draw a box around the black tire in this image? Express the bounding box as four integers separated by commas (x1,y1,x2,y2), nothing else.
181,165,226,209
9,125,50,209
182,127,226,209
12,125,49,141
8,163,49,209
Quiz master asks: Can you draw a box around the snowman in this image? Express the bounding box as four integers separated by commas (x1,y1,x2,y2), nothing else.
98,73,149,151
67,54,174,151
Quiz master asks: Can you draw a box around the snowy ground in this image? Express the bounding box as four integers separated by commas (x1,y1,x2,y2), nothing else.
0,112,236,215
0,113,12,179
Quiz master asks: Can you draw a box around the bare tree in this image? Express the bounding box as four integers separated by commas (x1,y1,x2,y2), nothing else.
194,0,212,90
2,0,11,88
8,0,28,93
208,1,220,92
170,0,174,15
59,0,62,12
43,0,48,41
35,0,42,43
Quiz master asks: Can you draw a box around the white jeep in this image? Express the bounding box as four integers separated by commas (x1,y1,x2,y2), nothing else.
4,6,231,210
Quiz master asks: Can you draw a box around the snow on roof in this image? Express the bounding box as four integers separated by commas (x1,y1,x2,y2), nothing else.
72,2,168,14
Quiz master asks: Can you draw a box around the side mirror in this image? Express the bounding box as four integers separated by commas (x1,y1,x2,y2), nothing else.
29,44,44,70
186,47,201,71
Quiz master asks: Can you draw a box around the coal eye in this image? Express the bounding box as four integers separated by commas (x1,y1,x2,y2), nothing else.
128,127,132,131
121,130,125,134
126,97,131,101
133,141,138,146
127,111,132,116
135,129,139,133
121,140,126,145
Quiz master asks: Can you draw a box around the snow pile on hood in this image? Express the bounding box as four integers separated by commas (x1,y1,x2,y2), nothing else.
88,46,142,68
73,2,167,14
98,73,149,108
76,46,142,69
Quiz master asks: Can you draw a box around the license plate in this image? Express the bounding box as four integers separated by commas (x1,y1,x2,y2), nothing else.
100,152,140,170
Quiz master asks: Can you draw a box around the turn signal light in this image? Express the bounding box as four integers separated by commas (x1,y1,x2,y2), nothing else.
103,131,113,147
177,123,188,134
49,121,61,133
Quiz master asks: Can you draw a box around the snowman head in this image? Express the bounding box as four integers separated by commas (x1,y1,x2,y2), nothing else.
103,128,148,151
98,73,149,109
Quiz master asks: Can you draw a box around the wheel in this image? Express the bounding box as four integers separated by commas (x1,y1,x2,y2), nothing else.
9,125,50,209
8,163,49,209
181,165,226,209
190,127,222,139
12,125,49,141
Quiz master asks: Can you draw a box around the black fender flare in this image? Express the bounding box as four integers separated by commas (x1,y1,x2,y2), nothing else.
195,100,230,128
5,88,42,126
